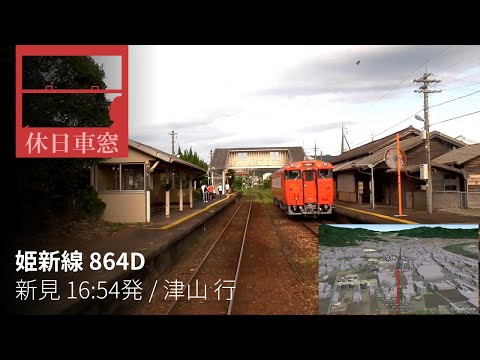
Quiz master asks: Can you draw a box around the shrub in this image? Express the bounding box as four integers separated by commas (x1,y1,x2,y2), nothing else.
193,188,203,201
263,178,271,189
75,185,106,220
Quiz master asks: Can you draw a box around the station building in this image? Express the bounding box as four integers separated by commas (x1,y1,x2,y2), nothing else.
332,126,480,211
91,139,206,223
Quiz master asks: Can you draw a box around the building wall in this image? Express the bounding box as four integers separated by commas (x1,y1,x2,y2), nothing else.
406,139,457,165
336,173,356,203
99,192,146,223
431,170,460,192
433,191,462,210
468,192,480,208
227,150,290,168
465,156,480,192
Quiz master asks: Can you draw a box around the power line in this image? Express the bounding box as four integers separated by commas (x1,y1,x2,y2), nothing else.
351,49,450,147
366,61,427,111
349,81,475,148
349,108,423,149
437,70,480,86
435,80,480,91
429,89,480,109
435,45,452,57
429,110,480,127
348,88,478,148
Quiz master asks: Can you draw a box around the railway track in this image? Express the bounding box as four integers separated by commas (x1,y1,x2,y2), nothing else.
166,196,253,315
300,218,336,236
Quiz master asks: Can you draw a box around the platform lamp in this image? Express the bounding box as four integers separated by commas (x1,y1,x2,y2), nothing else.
415,114,433,214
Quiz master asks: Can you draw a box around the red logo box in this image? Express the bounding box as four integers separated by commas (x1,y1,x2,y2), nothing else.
16,45,128,158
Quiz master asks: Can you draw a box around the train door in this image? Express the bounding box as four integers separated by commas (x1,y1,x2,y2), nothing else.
303,169,317,203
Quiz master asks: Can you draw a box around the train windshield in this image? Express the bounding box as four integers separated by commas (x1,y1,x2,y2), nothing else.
317,169,333,179
304,170,315,181
285,170,301,180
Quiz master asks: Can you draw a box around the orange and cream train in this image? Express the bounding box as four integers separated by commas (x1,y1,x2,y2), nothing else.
271,160,334,216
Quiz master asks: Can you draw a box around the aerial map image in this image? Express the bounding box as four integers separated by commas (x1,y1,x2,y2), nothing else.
318,224,479,315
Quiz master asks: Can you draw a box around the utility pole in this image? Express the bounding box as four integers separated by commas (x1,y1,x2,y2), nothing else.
341,122,351,154
414,68,441,214
169,130,177,155
314,139,317,160
320,150,323,161
210,149,213,185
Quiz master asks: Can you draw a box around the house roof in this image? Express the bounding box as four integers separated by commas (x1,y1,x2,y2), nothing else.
385,163,467,176
432,143,480,166
332,160,356,173
329,125,420,164
129,139,206,173
211,146,305,170
334,131,466,172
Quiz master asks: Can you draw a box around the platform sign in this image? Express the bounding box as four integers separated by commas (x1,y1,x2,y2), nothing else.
16,45,128,158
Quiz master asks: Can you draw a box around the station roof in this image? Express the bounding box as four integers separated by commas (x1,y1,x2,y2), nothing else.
330,126,420,164
129,139,207,174
432,143,480,166
333,131,466,173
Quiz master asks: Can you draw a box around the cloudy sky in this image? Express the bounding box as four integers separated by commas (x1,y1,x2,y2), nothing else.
119,45,480,161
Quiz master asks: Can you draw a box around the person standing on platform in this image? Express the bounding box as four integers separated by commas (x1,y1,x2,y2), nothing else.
201,183,208,203
218,183,223,195
225,182,230,194
208,184,215,200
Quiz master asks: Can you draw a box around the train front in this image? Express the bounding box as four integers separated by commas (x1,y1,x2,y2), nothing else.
288,160,334,216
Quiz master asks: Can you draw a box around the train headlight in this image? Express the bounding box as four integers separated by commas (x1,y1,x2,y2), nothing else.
323,205,329,211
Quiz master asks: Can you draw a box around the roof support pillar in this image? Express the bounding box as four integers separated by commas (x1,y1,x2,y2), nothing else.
179,175,184,212
189,175,193,208
165,171,170,218
371,165,375,210
222,169,226,196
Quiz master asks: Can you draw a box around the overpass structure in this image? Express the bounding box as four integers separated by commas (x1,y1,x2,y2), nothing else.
209,146,305,190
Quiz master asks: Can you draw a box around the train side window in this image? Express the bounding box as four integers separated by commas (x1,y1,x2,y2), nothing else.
304,170,315,181
285,170,300,180
318,169,333,179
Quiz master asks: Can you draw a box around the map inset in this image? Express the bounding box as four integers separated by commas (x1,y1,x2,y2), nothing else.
318,224,479,315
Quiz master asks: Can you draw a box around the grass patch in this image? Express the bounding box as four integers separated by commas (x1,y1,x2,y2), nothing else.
107,222,127,235
301,256,318,268
239,188,273,204
443,242,478,260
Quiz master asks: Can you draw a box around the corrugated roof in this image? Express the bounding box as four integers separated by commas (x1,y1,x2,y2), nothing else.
210,146,305,170
210,148,230,170
129,139,206,173
432,143,480,165
330,126,419,164
385,164,466,176
358,137,424,168
333,160,356,173
287,147,307,162
334,132,466,172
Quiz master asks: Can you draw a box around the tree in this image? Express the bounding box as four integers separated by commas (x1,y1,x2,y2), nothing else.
178,146,208,170
22,56,112,127
17,56,111,232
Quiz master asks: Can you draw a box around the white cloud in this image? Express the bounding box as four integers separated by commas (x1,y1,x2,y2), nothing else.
129,45,480,159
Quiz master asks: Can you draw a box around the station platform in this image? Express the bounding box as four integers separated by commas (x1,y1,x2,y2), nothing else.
19,193,238,315
334,201,480,224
